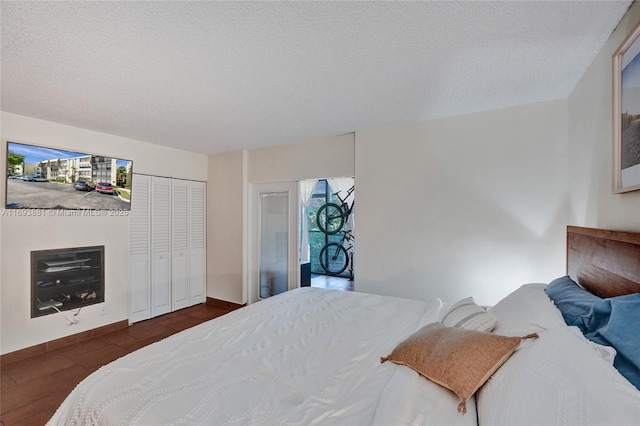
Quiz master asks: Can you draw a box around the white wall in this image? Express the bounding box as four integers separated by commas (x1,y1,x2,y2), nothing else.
568,1,640,231
0,112,208,354
354,100,569,306
248,133,354,183
207,150,246,304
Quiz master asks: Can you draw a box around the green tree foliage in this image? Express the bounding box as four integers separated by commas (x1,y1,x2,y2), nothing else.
117,165,127,186
7,150,25,175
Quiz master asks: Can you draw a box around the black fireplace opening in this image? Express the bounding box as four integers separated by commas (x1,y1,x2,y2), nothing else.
31,245,105,318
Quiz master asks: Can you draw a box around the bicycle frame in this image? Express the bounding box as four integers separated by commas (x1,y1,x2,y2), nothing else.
340,229,354,247
316,185,355,235
335,186,354,219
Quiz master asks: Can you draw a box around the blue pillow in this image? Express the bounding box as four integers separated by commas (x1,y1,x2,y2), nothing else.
584,293,640,391
545,276,601,333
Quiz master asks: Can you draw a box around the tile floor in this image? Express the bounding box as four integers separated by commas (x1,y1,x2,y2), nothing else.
311,274,354,291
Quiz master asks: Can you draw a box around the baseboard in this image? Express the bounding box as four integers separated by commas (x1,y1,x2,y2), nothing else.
2,301,243,365
0,319,128,366
206,297,245,310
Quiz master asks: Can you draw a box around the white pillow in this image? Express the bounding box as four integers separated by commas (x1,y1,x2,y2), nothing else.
489,284,566,336
436,301,452,323
441,297,497,332
477,326,640,426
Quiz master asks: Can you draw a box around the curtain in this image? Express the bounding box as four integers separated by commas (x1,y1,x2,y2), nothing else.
298,179,318,262
326,177,355,234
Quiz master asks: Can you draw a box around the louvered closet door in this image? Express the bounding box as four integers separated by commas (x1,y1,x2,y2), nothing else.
171,179,190,311
189,180,206,304
151,176,172,317
129,174,151,324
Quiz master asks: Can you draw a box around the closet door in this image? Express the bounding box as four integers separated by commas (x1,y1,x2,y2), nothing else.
189,180,207,304
171,179,190,311
150,176,172,317
129,174,151,324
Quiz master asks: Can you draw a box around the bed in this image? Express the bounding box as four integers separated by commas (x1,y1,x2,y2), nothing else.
48,226,640,425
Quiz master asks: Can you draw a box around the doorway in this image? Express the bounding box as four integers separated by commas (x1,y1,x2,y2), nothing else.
302,178,355,284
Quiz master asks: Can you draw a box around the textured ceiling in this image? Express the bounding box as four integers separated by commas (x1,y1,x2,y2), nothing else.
0,1,632,155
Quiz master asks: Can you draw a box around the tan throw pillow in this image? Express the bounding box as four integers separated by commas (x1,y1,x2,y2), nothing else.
380,322,536,414
442,297,497,332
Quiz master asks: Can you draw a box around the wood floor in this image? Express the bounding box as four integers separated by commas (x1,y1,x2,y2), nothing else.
0,303,238,426
0,278,352,426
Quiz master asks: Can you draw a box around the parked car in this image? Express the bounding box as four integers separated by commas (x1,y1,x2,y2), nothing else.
32,175,48,182
74,180,95,191
23,175,35,181
8,175,23,179
96,182,114,194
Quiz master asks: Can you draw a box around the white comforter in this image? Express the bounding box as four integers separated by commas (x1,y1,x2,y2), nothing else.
48,288,475,425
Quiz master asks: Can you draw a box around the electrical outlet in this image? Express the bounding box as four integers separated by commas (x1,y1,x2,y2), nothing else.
100,303,107,316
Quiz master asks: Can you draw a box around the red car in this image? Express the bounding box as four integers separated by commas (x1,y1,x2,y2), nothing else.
96,182,114,194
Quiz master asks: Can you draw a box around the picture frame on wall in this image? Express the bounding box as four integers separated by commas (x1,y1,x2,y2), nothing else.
613,20,640,193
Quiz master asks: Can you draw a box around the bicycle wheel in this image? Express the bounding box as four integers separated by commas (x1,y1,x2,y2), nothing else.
319,243,349,275
317,203,344,235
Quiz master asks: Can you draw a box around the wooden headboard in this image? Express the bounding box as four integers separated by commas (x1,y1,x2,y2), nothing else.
567,226,640,298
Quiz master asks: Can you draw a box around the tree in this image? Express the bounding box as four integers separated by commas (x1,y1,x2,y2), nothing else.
7,150,25,175
117,166,127,186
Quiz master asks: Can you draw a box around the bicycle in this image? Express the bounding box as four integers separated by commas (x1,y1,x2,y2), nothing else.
319,229,354,277
316,185,354,235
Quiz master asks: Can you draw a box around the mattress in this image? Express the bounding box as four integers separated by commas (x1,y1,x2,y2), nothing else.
48,287,475,425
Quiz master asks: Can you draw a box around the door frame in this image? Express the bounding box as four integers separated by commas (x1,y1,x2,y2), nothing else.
246,181,299,304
